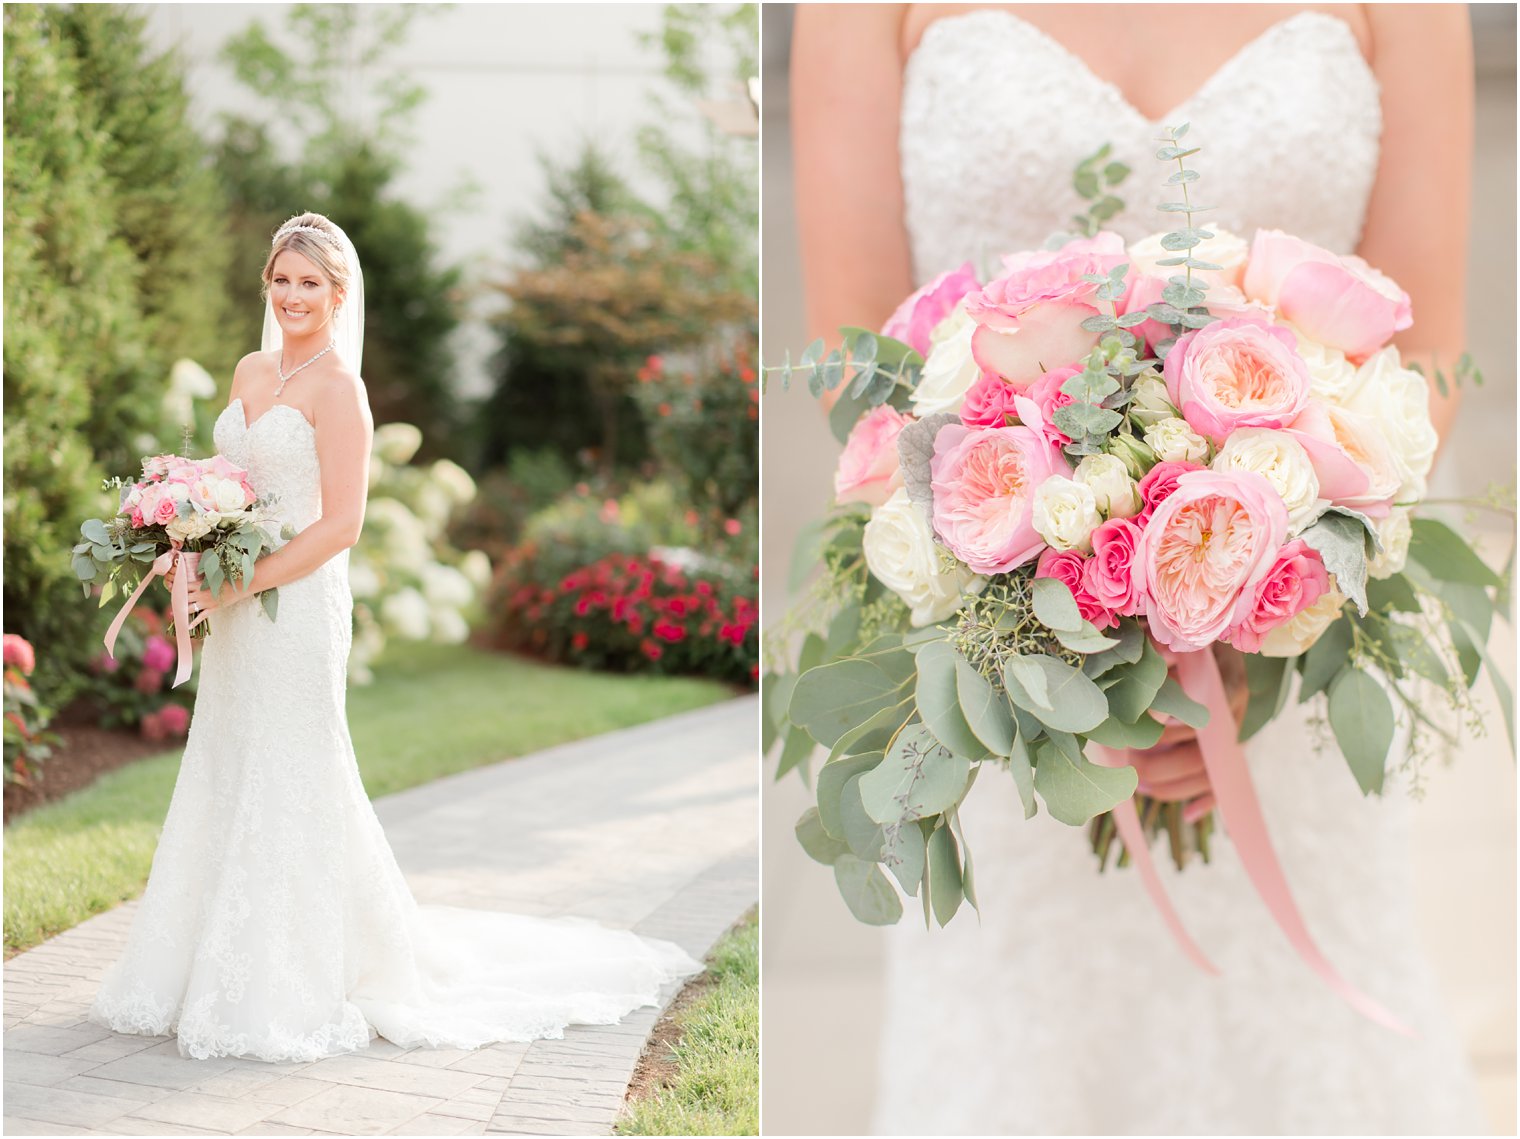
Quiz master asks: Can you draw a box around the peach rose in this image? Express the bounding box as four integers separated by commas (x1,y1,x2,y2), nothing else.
930,422,1070,574
1285,401,1399,517
1133,469,1290,652
1163,316,1312,444
881,262,980,358
1242,230,1412,362
834,405,911,507
964,233,1126,387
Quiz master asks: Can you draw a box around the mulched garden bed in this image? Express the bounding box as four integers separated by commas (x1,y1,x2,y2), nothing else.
4,707,173,824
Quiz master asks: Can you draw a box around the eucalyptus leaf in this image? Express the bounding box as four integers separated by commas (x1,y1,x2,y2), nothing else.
926,822,963,926
1007,727,1037,818
1032,576,1084,632
1102,641,1168,722
1239,653,1293,741
1055,623,1122,654
1327,669,1394,795
858,723,973,825
1365,573,1421,614
776,723,815,783
1084,713,1166,750
946,809,978,912
833,855,903,926
790,649,915,748
956,654,1015,757
1407,519,1503,588
81,518,109,544
1082,620,1144,677
796,807,850,865
1032,736,1138,826
1297,616,1354,702
1455,618,1514,750
915,641,990,760
882,817,928,895
817,752,882,839
1002,654,1108,733
1149,677,1210,728
839,773,889,859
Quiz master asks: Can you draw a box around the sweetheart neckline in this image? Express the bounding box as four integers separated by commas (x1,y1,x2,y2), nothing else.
225,397,315,435
906,9,1374,127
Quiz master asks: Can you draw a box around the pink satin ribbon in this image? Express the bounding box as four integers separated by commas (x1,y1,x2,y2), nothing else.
102,545,207,689
1095,649,1415,1036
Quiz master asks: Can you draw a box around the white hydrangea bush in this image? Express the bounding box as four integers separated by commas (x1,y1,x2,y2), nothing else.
347,423,493,683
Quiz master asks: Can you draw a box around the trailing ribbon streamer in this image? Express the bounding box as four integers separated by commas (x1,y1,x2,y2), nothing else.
102,545,207,689
1166,648,1414,1035
1089,745,1220,977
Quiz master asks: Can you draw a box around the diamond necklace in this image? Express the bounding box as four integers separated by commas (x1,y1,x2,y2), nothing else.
275,340,335,397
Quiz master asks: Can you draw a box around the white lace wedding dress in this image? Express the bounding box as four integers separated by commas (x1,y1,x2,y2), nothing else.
90,398,700,1062
873,11,1489,1135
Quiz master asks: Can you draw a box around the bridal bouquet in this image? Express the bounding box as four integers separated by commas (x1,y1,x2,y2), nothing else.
763,129,1510,1027
74,451,293,686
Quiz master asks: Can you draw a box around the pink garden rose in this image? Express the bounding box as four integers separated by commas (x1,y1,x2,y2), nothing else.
1133,469,1290,652
881,262,980,358
1037,548,1117,629
1136,460,1206,518
1025,365,1082,447
930,423,1070,574
3,634,36,675
834,405,912,507
1083,517,1146,616
153,496,179,526
142,634,177,674
1226,539,1331,652
959,374,1022,428
1163,316,1312,444
965,233,1126,387
1285,401,1397,516
1241,229,1412,362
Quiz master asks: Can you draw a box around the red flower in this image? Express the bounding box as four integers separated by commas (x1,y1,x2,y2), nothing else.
641,639,663,661
571,632,590,651
654,621,686,643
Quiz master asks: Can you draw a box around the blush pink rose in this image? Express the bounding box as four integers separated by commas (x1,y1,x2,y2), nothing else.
1024,365,1081,447
3,634,36,674
834,405,912,507
130,506,146,528
1226,539,1331,653
1163,316,1312,443
965,233,1126,387
930,423,1071,573
1284,401,1396,516
881,262,980,358
1133,469,1290,652
960,374,1022,428
1037,548,1117,629
1241,229,1412,362
153,496,179,526
1083,517,1146,616
1136,460,1206,518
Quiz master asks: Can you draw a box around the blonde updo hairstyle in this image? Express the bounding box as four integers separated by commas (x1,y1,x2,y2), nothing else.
261,212,351,302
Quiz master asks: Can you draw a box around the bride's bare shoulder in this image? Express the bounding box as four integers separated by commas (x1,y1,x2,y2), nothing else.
230,350,271,399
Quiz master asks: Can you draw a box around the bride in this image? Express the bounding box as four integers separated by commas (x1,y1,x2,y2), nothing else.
89,212,700,1063
792,4,1488,1134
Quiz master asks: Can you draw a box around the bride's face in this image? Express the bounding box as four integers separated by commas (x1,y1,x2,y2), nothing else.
269,249,343,339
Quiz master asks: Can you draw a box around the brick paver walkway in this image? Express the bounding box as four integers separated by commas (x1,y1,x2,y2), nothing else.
3,696,758,1137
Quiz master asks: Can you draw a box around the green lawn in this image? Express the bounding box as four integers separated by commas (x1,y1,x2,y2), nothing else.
4,643,732,954
617,910,759,1137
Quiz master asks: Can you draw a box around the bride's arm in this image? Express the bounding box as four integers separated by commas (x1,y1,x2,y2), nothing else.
193,373,374,606
1355,4,1473,448
793,4,915,395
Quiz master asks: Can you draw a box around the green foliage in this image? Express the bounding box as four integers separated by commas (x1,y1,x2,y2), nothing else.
1069,141,1130,236
616,912,759,1137
216,5,466,458
3,5,232,694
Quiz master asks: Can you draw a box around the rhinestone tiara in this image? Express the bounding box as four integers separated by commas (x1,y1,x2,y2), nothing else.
274,223,343,248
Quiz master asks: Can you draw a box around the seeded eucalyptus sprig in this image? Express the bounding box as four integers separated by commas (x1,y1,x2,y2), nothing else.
762,329,922,443
1146,123,1219,359
1069,142,1131,238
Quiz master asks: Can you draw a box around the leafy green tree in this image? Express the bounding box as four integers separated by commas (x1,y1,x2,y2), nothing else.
217,4,465,457
3,4,231,693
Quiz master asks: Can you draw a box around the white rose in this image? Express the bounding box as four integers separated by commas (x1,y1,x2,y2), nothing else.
167,483,191,503
1032,476,1102,553
213,479,247,512
1074,453,1141,519
1347,347,1438,502
380,587,431,640
374,423,423,466
165,512,212,544
909,304,981,417
1260,589,1346,657
1128,228,1249,289
1143,417,1212,464
430,607,470,645
1291,328,1363,405
1368,508,1413,580
862,488,983,626
421,563,474,608
1211,428,1322,533
459,549,493,590
349,559,382,600
1128,374,1177,430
